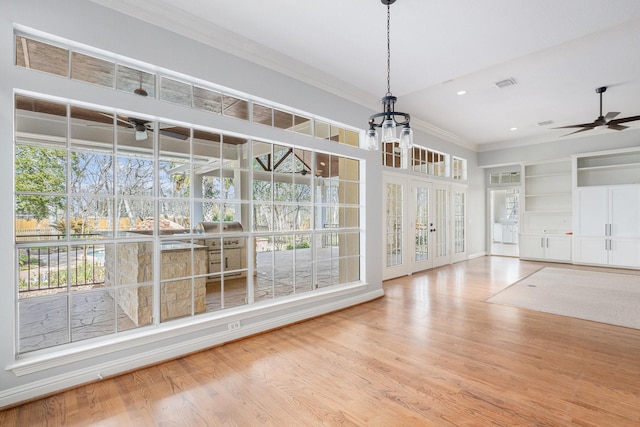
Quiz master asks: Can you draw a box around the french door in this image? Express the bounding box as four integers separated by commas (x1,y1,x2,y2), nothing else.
383,173,459,280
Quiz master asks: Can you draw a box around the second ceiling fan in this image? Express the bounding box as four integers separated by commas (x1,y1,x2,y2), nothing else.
554,86,640,136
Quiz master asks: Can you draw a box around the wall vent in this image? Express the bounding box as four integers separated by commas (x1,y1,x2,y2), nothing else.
538,120,554,126
494,78,517,89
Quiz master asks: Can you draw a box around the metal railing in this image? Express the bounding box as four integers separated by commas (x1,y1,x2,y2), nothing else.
18,243,106,293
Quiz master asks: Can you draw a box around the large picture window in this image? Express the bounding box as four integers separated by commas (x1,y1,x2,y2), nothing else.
14,94,362,354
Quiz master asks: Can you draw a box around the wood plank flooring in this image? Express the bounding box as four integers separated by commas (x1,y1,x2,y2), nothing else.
2,256,640,426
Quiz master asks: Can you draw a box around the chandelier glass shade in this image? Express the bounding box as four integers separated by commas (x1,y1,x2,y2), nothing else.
367,0,413,151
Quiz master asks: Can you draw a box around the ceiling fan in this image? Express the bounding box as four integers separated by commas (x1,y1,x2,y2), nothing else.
554,86,640,136
98,114,188,141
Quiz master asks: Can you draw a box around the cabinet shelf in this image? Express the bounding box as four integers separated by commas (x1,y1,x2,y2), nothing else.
576,149,640,187
526,172,571,179
577,162,640,172
525,192,571,197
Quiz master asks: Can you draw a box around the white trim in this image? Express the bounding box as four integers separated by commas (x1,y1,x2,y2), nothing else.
2,285,382,408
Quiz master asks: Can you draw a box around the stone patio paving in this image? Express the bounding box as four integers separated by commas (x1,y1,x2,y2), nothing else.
18,247,343,353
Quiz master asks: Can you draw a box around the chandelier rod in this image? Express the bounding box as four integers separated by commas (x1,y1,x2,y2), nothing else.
386,1,391,96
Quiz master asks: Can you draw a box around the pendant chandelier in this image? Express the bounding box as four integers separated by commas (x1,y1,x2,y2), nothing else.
366,0,413,151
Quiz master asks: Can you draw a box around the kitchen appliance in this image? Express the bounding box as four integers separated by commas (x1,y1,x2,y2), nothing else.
197,222,247,277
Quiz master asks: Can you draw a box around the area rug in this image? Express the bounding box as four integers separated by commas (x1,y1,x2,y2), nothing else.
486,267,640,329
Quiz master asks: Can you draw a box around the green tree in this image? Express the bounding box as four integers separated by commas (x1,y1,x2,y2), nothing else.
15,145,66,221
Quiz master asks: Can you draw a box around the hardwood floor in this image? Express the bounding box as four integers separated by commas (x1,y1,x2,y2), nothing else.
2,256,640,426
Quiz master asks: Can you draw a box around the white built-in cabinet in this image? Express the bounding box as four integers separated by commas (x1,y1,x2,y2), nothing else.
519,160,573,262
573,184,640,268
572,149,640,269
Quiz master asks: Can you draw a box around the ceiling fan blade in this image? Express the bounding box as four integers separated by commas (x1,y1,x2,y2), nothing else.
563,127,594,136
552,122,596,130
608,124,628,131
115,114,136,126
609,115,640,125
159,128,189,140
604,111,620,121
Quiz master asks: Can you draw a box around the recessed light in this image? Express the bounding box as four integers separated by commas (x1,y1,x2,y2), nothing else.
510,127,518,131
456,90,467,96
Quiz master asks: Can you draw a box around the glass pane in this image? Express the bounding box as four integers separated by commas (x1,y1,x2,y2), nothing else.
116,65,155,98
222,135,250,169
345,129,359,147
383,141,401,168
15,195,66,241
386,183,403,267
315,259,333,288
206,275,248,312
274,145,293,173
115,115,154,155
160,237,205,276
159,200,191,231
17,245,68,295
19,295,69,353
16,145,66,194
160,77,193,107
193,86,222,114
294,234,313,294
15,95,67,146
274,234,294,297
116,156,154,196
71,52,115,87
415,187,429,262
293,115,312,136
223,95,249,120
330,125,345,143
255,242,274,301
253,203,272,231
315,153,330,178
116,199,155,236
70,152,114,196
111,241,154,286
315,121,330,140
455,191,465,254
253,103,273,126
71,289,115,341
435,188,448,257
116,285,153,330
16,36,69,77
70,106,114,151
69,197,113,238
274,109,293,130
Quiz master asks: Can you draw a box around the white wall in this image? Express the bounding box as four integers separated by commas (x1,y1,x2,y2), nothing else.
0,0,484,407
478,129,640,167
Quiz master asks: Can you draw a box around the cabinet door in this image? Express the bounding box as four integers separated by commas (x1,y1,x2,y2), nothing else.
574,188,608,236
545,236,571,262
610,187,640,238
519,235,545,259
573,237,609,265
609,239,640,268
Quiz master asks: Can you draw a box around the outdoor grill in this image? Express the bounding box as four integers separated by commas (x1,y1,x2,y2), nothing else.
197,222,246,277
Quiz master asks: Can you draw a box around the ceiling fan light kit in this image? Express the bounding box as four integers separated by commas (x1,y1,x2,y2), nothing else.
366,0,413,154
554,86,640,136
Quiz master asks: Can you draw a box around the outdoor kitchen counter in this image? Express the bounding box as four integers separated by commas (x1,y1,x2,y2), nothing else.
105,239,209,325
161,241,208,251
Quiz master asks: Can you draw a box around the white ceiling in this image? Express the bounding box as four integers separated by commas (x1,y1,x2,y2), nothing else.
93,0,640,151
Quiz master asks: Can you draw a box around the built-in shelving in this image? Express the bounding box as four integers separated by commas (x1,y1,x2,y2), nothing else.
520,160,573,262
576,149,640,186
523,161,572,214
